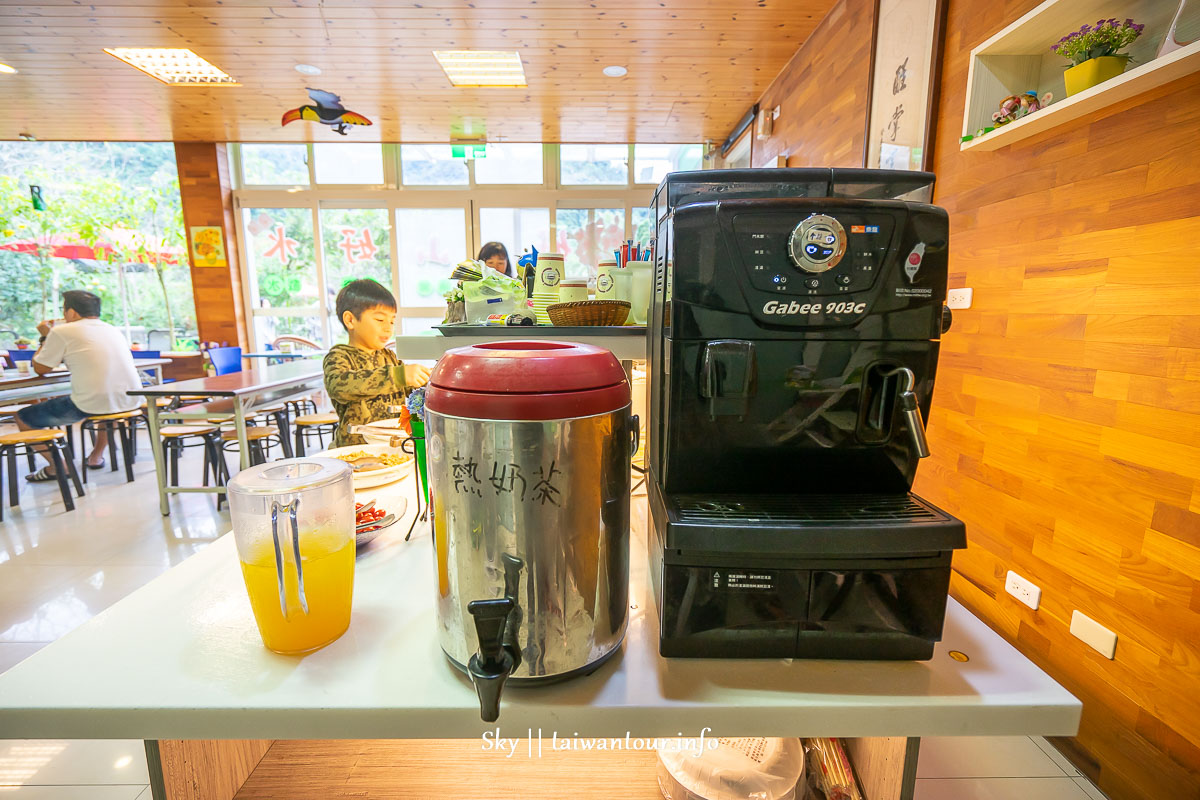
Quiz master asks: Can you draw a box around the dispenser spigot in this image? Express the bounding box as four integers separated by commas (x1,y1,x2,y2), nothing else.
879,367,930,458
467,598,517,722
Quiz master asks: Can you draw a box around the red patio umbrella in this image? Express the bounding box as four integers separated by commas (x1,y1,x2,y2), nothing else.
0,231,182,264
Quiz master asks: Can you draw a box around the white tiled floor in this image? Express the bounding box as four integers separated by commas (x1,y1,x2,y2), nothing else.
0,426,1110,799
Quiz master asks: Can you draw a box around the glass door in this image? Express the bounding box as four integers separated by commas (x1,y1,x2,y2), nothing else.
318,207,391,345
241,206,322,348
392,206,471,335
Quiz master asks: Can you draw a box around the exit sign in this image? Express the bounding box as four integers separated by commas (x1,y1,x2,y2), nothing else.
451,144,487,159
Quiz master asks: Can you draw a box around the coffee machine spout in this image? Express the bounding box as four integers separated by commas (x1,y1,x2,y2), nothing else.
467,598,518,722
880,367,930,458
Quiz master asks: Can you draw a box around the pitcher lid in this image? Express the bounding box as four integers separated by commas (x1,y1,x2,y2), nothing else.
227,457,351,496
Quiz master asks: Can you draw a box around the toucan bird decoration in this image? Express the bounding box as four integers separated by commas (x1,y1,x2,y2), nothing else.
281,88,372,135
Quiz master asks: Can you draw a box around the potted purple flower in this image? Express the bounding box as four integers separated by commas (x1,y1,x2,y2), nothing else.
1052,18,1145,96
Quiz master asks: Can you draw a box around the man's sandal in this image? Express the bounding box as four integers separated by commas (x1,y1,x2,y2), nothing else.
25,466,59,482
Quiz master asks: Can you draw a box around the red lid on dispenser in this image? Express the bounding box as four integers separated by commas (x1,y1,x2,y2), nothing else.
425,340,630,421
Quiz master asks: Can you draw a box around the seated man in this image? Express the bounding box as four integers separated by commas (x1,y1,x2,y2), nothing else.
16,290,143,481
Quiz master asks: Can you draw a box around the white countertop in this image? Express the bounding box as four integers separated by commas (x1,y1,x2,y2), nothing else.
0,478,1079,741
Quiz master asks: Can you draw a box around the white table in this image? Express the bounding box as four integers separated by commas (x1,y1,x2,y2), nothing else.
0,477,1079,799
128,362,324,515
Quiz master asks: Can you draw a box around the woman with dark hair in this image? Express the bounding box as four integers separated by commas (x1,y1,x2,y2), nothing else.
477,241,514,278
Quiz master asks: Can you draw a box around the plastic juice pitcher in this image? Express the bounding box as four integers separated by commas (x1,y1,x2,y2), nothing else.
228,458,356,654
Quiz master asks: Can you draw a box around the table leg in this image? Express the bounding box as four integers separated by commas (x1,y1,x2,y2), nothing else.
145,400,170,516
234,398,251,471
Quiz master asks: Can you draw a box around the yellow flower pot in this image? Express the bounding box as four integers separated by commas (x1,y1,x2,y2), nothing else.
1063,56,1129,96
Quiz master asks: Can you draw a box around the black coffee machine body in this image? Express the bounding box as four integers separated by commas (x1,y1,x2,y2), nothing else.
647,169,966,660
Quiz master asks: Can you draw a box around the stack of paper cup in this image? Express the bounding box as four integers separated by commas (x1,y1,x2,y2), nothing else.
531,252,564,325
626,260,653,325
595,260,618,300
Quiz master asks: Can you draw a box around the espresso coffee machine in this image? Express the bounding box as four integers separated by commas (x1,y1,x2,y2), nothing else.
647,169,965,660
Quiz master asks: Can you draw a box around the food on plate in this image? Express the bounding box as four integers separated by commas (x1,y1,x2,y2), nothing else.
356,502,387,531
332,450,411,472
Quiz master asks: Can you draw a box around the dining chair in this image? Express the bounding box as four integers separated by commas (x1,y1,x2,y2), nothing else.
207,347,243,376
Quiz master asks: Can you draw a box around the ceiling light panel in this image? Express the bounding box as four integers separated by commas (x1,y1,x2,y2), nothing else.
104,48,240,85
433,51,527,87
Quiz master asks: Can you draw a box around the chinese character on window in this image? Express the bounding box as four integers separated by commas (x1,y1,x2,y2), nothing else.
337,227,379,265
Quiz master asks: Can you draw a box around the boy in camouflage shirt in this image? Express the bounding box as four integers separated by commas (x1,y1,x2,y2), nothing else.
323,280,430,448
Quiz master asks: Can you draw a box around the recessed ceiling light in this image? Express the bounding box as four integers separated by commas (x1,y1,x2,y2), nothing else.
0,63,17,74
103,48,240,86
433,51,527,87
602,65,627,78
294,64,321,76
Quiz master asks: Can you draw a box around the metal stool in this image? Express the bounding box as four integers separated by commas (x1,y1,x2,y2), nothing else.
0,429,85,520
80,410,140,483
221,426,283,467
252,405,294,458
293,412,338,456
159,425,229,510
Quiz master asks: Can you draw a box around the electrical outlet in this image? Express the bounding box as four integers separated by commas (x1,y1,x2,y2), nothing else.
1070,611,1117,659
1005,570,1041,610
946,287,973,309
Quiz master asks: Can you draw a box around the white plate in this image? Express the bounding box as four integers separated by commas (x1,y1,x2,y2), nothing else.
318,444,412,489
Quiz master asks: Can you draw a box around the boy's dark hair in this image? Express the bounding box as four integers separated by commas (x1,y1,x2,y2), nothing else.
335,279,396,330
477,241,513,277
62,290,101,318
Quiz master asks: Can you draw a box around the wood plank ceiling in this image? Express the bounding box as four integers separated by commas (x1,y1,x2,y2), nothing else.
0,0,836,144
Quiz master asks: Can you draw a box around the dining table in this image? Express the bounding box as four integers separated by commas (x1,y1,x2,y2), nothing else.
127,361,324,515
0,357,170,405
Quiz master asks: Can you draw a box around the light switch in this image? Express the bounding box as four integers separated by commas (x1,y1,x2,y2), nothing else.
1070,610,1117,659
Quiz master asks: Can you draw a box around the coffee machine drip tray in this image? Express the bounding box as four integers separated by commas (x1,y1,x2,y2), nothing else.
658,489,965,557
648,482,966,660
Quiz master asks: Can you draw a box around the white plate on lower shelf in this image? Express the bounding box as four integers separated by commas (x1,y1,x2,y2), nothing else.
317,444,413,489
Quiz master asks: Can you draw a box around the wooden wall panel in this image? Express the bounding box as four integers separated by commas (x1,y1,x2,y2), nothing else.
750,0,874,168
916,1,1200,796
175,142,247,349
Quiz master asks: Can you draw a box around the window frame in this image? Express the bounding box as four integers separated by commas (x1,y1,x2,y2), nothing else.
231,142,698,349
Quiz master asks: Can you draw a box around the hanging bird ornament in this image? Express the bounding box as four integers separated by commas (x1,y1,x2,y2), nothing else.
281,88,372,135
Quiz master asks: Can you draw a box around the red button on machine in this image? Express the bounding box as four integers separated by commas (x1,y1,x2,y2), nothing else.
908,252,922,265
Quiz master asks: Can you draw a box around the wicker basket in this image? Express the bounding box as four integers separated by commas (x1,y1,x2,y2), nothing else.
547,300,630,326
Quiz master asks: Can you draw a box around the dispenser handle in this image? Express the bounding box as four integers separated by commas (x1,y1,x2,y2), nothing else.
467,598,517,722
629,414,641,458
468,598,514,666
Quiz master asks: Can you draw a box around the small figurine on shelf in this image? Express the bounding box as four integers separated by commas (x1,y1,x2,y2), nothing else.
992,90,1053,126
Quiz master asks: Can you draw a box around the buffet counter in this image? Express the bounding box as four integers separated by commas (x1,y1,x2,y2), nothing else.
0,476,1080,799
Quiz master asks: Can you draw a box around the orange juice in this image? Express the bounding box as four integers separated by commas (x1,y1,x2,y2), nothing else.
239,529,355,654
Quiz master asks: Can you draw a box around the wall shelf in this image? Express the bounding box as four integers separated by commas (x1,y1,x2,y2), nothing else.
960,0,1199,152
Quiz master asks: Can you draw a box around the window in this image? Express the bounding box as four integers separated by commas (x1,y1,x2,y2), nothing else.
556,208,625,279
400,145,468,185
241,144,309,185
394,208,466,307
633,144,702,184
560,145,627,185
474,143,543,184
243,208,316,310
314,143,384,184
632,207,655,245
479,207,551,271
320,208,391,339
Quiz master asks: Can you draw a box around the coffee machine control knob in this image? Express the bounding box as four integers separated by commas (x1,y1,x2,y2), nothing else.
788,214,847,273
